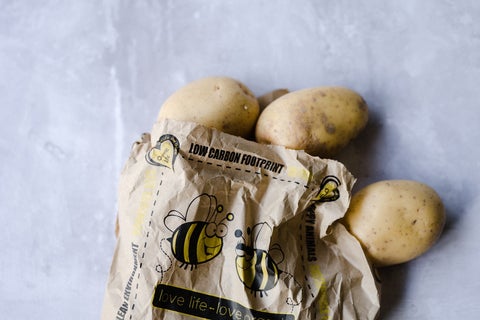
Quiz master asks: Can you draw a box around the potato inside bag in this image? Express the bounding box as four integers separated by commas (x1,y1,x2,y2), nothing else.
102,119,380,320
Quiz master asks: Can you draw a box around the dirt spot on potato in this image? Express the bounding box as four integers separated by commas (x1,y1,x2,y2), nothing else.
237,82,255,98
358,97,368,111
320,113,336,134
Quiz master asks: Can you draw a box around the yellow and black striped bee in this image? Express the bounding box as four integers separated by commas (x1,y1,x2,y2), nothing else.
164,193,234,270
234,222,285,297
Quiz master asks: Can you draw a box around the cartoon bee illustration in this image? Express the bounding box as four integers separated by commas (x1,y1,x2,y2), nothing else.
164,193,234,270
234,222,285,297
311,175,341,202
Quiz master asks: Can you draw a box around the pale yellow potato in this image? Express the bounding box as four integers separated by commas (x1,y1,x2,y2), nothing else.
255,86,368,158
343,180,446,267
157,76,259,138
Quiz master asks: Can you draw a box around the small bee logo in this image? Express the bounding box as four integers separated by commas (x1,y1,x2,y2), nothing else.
311,175,341,202
146,134,180,170
234,222,285,297
164,193,234,270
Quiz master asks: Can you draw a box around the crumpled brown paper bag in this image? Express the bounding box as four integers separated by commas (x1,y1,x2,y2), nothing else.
101,119,380,320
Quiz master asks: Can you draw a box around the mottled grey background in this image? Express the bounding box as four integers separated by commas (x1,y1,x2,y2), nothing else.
1,0,479,319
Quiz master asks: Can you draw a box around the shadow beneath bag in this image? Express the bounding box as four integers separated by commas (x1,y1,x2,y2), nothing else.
335,108,409,318
376,263,409,319
335,109,385,192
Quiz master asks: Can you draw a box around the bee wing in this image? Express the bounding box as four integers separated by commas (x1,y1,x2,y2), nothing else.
164,210,185,232
251,222,273,250
187,193,217,222
204,194,218,222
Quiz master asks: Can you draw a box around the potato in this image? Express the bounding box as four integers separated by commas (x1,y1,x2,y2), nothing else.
257,88,289,111
158,76,259,138
343,180,446,267
255,86,368,158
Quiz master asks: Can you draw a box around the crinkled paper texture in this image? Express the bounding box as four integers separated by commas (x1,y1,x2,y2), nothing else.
102,119,380,320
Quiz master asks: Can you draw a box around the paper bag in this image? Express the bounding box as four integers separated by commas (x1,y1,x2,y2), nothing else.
102,119,380,320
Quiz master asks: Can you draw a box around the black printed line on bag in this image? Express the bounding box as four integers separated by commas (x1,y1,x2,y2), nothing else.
184,154,310,189
298,213,317,320
187,143,285,174
129,172,164,320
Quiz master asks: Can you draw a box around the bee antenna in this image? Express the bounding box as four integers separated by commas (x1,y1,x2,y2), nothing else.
219,212,234,224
